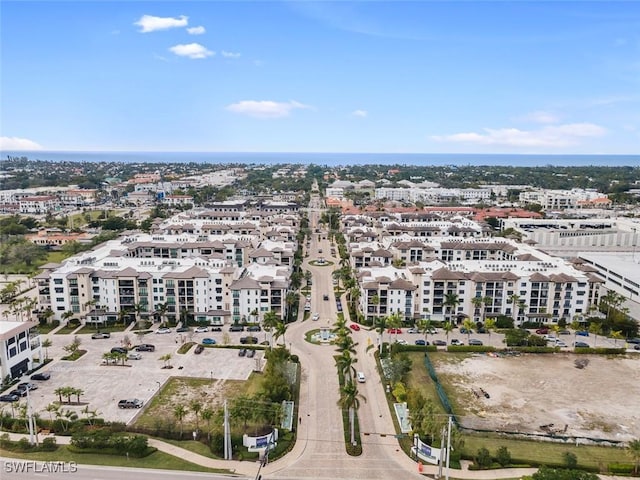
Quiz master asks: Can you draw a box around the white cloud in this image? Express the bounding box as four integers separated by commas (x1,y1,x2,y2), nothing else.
221,50,241,58
187,26,206,35
352,109,368,118
521,110,559,124
169,43,214,59
431,123,606,148
134,15,188,33
226,100,310,118
0,136,44,151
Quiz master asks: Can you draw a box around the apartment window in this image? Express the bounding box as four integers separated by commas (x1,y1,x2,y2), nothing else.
54,279,63,285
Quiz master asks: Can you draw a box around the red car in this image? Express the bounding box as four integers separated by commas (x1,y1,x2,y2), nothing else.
387,328,402,334
349,324,360,331
535,328,549,335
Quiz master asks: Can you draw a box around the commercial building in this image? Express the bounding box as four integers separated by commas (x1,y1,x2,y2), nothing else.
0,321,42,379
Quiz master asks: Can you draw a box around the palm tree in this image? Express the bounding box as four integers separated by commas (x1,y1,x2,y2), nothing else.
61,310,75,326
481,296,492,321
610,330,623,346
462,318,475,343
274,321,288,347
628,439,640,474
201,407,215,441
374,315,388,355
443,292,460,324
45,403,59,424
418,318,433,345
73,387,84,404
41,338,52,360
190,400,202,431
338,380,366,446
471,297,483,322
589,322,602,347
484,318,496,340
160,353,172,368
54,387,65,404
263,311,279,348
443,321,454,344
387,311,403,343
173,404,188,438
335,350,357,382
509,294,521,323
156,302,168,325
285,292,297,322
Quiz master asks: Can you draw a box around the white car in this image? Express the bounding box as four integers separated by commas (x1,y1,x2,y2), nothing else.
194,326,209,333
395,339,408,345
555,340,568,347
127,352,142,360
407,328,419,334
155,328,171,334
312,312,320,321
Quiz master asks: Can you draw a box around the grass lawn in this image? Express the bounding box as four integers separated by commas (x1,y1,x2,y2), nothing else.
0,445,228,473
462,434,627,469
405,352,448,415
54,324,81,335
45,251,72,264
155,438,218,459
76,323,130,334
36,323,59,334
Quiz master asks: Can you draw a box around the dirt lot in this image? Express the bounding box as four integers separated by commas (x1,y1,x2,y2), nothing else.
433,352,640,443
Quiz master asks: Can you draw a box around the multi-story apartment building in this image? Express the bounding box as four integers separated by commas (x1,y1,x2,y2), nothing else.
19,195,60,214
0,321,42,379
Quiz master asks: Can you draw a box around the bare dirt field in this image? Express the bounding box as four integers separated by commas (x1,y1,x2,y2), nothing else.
433,352,640,443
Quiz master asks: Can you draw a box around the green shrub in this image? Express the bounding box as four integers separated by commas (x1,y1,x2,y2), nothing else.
607,463,634,474
511,346,559,353
574,347,625,355
476,447,492,468
41,437,57,451
447,345,496,353
495,446,511,467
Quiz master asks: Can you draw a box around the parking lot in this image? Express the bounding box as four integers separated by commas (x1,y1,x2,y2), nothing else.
6,328,264,424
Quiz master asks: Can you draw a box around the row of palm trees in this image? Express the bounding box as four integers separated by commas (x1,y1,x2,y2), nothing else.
334,314,364,446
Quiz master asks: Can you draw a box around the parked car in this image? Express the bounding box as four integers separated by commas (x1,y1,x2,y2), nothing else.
10,389,28,397
17,382,37,391
574,341,590,348
433,340,447,346
304,303,311,312
31,372,51,381
395,339,408,345
312,313,320,321
202,338,216,345
211,327,222,332
460,328,473,334
0,394,19,403
238,348,247,357
627,338,640,344
356,372,366,383
176,326,190,333
118,398,144,409
349,324,360,331
127,352,142,360
155,328,171,334
229,325,245,332
407,327,419,334
576,331,590,337
634,344,640,351
414,339,427,346
246,349,256,358
450,339,463,346
240,336,258,344
323,294,329,301
136,344,155,352
554,340,568,347
111,347,128,354
306,295,311,301
91,332,111,339
194,345,204,354
535,328,549,335
247,325,261,332
194,326,209,333
558,329,571,335
469,339,484,346
387,328,402,334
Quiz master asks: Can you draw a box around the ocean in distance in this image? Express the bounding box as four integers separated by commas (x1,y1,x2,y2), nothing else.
2,151,639,167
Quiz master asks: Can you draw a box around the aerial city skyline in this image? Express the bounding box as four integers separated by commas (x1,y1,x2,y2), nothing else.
1,1,639,155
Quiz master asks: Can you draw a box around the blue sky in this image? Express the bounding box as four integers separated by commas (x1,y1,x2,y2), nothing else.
1,1,639,154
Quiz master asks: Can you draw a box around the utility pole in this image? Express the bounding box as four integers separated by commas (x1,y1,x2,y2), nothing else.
223,400,232,460
445,415,452,480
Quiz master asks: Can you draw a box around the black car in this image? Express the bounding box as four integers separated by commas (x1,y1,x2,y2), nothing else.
211,327,222,332
414,339,427,346
0,394,19,403
17,382,37,391
240,336,258,344
10,389,28,397
247,325,261,332
111,347,128,354
574,341,590,348
136,344,155,352
628,338,640,344
176,326,190,333
118,398,143,409
31,372,51,381
433,340,447,346
194,344,204,354
229,325,245,332
323,294,329,301
238,348,247,357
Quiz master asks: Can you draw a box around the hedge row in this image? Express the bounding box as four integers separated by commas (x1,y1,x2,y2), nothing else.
446,345,496,353
574,347,626,355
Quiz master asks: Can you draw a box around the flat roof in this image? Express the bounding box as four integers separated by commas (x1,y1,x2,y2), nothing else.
0,321,37,341
578,252,640,282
